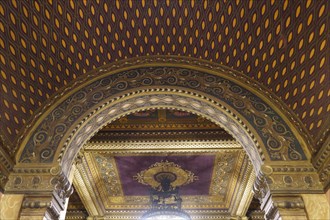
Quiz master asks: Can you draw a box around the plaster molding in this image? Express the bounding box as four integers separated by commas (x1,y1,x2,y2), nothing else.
229,154,254,216
73,158,105,216
15,57,311,171
92,130,233,142
99,209,232,219
312,134,330,190
260,164,323,193
84,140,242,152
14,56,313,159
4,166,74,199
234,165,255,217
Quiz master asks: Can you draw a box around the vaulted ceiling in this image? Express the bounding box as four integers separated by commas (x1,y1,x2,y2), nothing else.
0,1,329,219
0,0,329,155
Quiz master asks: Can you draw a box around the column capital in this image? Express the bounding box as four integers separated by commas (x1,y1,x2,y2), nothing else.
260,163,323,193
253,172,309,219
4,166,73,196
3,166,73,219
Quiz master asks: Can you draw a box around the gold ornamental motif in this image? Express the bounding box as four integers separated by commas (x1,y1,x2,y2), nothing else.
134,160,198,189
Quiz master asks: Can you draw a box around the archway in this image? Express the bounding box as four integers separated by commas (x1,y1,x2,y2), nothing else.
6,56,323,219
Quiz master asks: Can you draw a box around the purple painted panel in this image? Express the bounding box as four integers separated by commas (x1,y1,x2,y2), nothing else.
115,155,215,196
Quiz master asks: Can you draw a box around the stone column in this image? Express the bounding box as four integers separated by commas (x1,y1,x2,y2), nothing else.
270,195,307,220
19,193,60,220
253,173,308,220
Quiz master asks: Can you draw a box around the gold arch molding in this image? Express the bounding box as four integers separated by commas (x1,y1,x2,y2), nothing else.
60,92,262,175
15,56,312,174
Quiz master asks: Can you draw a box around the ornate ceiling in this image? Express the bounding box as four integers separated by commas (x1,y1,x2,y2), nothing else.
68,122,254,219
0,0,329,155
0,1,329,219
64,111,259,219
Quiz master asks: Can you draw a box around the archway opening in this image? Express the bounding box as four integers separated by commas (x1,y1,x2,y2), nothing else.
66,108,260,219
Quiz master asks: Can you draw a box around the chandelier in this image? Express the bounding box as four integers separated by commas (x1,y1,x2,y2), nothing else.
134,161,198,220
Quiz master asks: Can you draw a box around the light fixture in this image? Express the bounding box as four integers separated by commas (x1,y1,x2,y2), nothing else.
134,161,198,220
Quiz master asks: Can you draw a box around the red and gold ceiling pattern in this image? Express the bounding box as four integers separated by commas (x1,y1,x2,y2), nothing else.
0,0,328,146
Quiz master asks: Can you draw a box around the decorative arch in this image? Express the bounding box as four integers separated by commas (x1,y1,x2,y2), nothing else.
15,56,311,172
60,91,263,174
6,56,323,219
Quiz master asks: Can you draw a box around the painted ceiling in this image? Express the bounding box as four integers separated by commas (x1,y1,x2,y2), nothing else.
71,141,253,218
67,111,253,218
0,0,329,156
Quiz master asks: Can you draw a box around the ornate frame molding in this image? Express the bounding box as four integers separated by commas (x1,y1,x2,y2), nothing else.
14,56,313,156
13,57,312,167
72,147,254,216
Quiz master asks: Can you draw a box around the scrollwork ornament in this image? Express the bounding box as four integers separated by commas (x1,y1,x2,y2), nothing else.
165,76,178,85
40,147,54,162
229,85,244,94
71,105,83,116
272,123,287,134
33,130,48,145
253,115,267,127
18,63,307,164
152,67,167,76
92,91,104,101
50,107,65,120
288,147,303,160
141,77,153,85
210,87,225,96
205,75,216,83
177,68,190,76
232,99,245,109
52,124,67,145
72,90,87,101
187,79,201,88
50,166,61,176
54,123,66,135
99,77,113,86
126,70,140,78
114,81,128,90
251,101,268,113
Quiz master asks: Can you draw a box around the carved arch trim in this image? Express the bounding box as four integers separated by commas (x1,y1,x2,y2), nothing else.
59,91,263,175
15,56,312,173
